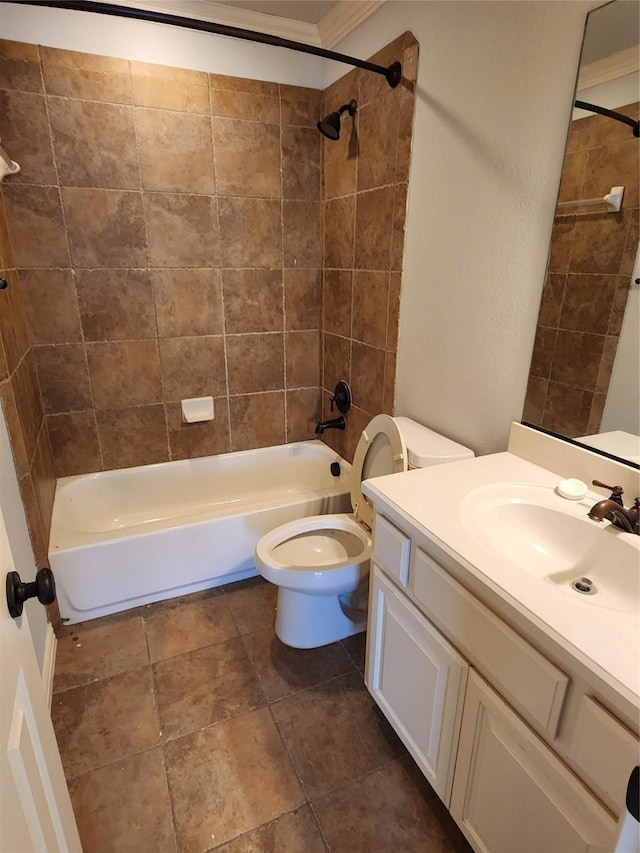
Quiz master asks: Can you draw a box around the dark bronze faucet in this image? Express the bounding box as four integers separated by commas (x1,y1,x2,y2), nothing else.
587,480,640,535
315,415,346,434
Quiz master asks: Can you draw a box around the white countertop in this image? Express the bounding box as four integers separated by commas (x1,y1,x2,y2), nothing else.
362,452,640,714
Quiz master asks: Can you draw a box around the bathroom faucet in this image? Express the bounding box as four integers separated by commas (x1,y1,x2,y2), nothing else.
315,415,346,434
587,481,640,535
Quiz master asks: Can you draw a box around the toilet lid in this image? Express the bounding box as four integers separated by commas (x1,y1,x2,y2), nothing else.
350,414,407,529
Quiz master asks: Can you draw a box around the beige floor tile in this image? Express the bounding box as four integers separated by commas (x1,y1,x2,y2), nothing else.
69,747,177,853
243,628,355,702
313,757,472,853
224,577,277,635
212,806,326,852
154,637,265,740
144,589,238,662
53,609,148,692
165,707,303,852
270,672,404,800
52,667,159,778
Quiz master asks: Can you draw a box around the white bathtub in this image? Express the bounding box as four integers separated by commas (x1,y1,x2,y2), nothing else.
49,441,351,624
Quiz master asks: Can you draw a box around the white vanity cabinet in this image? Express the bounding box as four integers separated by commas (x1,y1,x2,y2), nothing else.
367,565,468,803
366,510,629,853
451,671,615,853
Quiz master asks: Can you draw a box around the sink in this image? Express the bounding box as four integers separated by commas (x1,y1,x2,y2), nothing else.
461,484,639,613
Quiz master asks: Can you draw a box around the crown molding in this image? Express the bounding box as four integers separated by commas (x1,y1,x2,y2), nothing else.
578,45,639,91
105,0,322,46
77,1,387,57
317,0,385,49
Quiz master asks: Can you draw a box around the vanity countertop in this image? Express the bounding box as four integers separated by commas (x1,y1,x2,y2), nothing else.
362,451,640,719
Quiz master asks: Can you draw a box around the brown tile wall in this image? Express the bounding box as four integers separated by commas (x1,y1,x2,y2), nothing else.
0,39,323,476
1,34,417,477
524,103,639,438
0,183,56,567
319,34,417,461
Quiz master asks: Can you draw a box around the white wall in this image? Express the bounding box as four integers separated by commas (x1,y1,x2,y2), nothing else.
0,409,47,669
327,1,601,455
0,2,323,87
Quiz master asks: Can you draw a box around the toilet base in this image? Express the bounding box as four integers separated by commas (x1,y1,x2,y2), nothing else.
275,587,366,649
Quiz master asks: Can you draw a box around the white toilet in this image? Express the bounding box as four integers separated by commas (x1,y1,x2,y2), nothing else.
255,414,474,648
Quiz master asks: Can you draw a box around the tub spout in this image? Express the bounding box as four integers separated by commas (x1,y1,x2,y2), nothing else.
315,415,346,434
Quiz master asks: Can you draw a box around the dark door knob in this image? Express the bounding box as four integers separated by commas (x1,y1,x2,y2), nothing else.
6,568,56,618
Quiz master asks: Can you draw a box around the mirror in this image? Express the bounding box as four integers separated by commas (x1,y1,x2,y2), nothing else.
522,0,639,468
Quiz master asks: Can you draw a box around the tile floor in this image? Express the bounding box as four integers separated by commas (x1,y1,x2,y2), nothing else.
51,577,471,852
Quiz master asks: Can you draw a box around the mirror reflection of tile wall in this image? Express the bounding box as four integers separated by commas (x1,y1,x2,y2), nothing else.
523,101,639,438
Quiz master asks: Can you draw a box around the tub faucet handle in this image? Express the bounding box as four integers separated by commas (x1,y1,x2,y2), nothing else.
329,380,352,415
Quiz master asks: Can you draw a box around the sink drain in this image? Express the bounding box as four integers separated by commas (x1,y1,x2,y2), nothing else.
571,577,596,595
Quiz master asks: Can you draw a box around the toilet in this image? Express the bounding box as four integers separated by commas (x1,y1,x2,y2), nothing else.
255,415,474,648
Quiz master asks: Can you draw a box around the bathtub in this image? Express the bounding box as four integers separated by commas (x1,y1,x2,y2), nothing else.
49,441,351,624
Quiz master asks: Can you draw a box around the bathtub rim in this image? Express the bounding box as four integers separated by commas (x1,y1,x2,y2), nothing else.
50,439,351,552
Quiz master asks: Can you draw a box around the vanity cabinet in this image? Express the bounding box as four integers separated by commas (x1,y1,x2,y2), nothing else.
366,511,628,853
367,566,467,803
451,671,615,853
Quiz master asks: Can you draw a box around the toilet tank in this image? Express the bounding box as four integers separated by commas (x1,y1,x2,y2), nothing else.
395,417,474,469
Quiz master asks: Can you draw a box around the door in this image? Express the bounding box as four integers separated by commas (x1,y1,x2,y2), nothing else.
366,565,468,805
451,670,617,853
0,507,82,852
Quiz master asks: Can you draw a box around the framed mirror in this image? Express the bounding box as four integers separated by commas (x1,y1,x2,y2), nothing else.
522,0,639,468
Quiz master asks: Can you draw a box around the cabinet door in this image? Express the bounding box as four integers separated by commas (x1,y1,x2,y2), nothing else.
366,565,468,805
451,671,617,853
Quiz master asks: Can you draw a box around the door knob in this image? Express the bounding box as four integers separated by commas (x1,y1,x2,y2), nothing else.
6,568,56,618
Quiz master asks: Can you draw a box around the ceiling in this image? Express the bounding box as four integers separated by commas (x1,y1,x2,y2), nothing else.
216,1,339,24
106,0,383,48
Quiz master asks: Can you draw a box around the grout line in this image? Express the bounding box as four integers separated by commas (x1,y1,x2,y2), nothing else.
278,88,288,443
307,799,332,851
39,59,107,471
206,804,319,852
11,175,411,204
34,62,105,471
267,701,311,803
211,122,233,455
41,385,323,419
130,98,172,463
308,752,405,809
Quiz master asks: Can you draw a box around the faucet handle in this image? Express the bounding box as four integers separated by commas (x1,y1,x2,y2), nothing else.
592,480,624,505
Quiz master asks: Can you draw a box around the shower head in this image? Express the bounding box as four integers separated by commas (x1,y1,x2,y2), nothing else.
317,99,357,141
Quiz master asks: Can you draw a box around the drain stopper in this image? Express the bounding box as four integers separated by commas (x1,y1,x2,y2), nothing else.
571,577,594,594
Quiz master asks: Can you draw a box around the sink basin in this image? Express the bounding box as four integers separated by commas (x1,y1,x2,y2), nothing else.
461,484,640,613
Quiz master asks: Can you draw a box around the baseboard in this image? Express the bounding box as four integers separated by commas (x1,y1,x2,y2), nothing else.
41,622,57,709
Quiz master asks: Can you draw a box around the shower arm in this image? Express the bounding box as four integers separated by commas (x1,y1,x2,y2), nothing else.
574,100,639,137
10,0,403,88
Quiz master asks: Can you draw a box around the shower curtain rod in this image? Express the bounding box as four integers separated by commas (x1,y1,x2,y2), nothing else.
574,100,639,137
10,0,402,88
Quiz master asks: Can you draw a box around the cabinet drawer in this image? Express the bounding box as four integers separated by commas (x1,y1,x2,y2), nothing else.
373,514,411,586
410,548,568,738
568,695,639,814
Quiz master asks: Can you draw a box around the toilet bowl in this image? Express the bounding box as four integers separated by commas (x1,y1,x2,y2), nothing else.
255,414,474,648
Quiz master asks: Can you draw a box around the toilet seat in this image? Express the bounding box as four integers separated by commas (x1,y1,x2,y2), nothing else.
255,415,407,591
350,414,407,529
255,513,371,594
